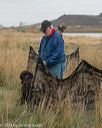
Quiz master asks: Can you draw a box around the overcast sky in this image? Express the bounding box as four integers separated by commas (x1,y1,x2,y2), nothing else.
0,0,102,27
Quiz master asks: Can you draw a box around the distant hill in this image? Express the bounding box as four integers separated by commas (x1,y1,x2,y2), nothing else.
98,13,102,17
32,13,102,32
53,13,102,27
12,13,102,33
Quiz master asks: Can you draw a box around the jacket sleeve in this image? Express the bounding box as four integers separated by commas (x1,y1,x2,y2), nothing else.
38,36,44,57
38,43,41,57
45,36,64,66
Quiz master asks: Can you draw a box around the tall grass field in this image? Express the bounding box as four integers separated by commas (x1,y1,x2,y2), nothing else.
0,29,102,128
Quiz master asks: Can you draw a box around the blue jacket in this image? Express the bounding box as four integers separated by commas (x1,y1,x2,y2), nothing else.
38,31,66,67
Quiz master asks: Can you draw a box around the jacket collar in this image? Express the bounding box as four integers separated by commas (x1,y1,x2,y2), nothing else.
48,28,55,38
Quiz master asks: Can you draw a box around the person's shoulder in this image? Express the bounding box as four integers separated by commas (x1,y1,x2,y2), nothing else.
52,31,64,44
54,31,60,36
41,35,47,41
42,35,46,39
53,31,62,39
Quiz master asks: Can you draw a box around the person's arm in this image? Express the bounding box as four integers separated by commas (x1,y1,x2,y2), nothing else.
38,36,45,57
38,43,41,57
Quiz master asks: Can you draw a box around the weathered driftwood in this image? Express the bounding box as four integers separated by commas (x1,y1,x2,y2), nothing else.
20,46,102,111
64,46,80,77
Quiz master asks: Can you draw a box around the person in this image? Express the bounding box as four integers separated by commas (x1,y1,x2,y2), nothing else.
38,20,66,79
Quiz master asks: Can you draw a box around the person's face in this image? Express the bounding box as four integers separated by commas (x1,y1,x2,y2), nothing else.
44,26,52,36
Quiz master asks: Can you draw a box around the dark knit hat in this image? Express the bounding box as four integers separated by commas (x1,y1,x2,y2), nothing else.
40,20,51,33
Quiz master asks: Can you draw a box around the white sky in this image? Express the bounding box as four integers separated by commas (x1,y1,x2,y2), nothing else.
0,0,102,27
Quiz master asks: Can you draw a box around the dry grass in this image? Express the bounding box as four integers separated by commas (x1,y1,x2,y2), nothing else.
64,35,102,69
0,29,102,127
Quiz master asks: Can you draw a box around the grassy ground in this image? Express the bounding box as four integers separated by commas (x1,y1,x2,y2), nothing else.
0,29,102,128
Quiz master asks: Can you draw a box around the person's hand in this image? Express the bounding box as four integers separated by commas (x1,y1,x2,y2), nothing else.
43,61,46,65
